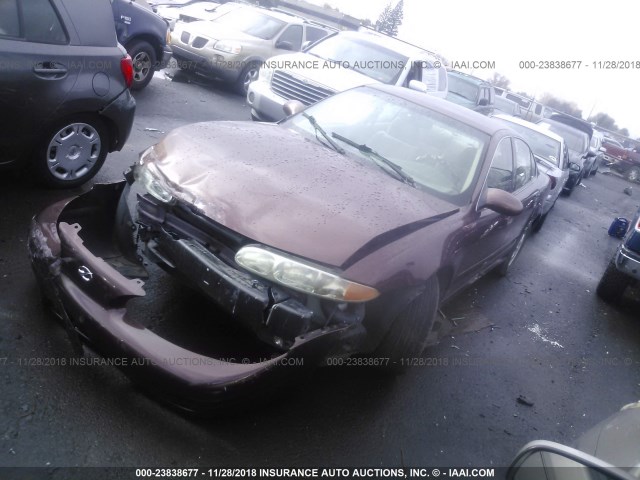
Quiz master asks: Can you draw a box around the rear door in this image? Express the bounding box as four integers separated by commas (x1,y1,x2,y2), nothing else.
0,0,80,163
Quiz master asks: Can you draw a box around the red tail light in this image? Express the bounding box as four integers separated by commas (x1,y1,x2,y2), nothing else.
120,55,134,89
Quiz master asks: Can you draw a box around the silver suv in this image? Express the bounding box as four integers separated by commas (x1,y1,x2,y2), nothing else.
247,29,448,122
169,5,334,94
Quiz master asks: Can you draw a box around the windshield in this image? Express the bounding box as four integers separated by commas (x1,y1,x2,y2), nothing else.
447,75,479,102
307,36,408,84
538,121,589,154
283,88,490,205
213,9,285,40
494,118,561,166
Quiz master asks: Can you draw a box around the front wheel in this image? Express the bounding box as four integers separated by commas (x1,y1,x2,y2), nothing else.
373,277,439,373
531,211,548,233
236,62,261,95
627,167,640,183
33,115,108,188
596,259,631,303
127,39,157,90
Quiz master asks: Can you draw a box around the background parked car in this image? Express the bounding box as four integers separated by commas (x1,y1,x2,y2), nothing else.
493,96,523,117
29,85,547,411
492,114,568,231
155,1,240,30
247,29,449,122
597,208,640,303
0,0,136,188
545,113,599,178
586,129,605,176
111,0,172,90
445,70,495,115
170,5,335,94
537,118,590,195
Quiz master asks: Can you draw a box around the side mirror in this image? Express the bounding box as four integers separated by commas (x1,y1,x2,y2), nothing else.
275,40,295,51
569,162,581,172
588,146,597,157
481,188,523,216
408,80,428,93
507,441,636,480
599,146,606,153
283,100,305,117
301,40,311,50
478,98,489,106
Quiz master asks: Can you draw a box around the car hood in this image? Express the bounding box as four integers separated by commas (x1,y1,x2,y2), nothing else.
180,20,257,42
575,401,640,471
144,121,458,269
266,52,379,92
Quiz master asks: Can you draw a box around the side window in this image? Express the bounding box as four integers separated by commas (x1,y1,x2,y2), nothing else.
535,104,543,115
277,25,303,51
305,26,328,44
22,0,67,44
0,0,20,37
486,138,514,193
514,138,533,189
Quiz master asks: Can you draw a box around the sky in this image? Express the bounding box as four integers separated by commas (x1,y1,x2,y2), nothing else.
308,0,640,137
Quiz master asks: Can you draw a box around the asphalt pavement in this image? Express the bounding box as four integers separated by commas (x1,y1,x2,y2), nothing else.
1,70,639,474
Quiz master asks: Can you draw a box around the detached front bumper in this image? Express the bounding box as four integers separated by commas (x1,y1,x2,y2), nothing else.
28,182,363,412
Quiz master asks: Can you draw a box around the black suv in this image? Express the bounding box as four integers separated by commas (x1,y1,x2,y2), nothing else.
0,0,136,188
445,70,495,115
598,210,640,303
111,0,172,90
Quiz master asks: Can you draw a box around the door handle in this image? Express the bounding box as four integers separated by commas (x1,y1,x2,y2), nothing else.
33,62,67,78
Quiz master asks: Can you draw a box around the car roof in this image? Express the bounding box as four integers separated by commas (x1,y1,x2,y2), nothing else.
366,84,510,136
448,70,490,86
493,114,564,144
335,30,440,60
538,118,590,138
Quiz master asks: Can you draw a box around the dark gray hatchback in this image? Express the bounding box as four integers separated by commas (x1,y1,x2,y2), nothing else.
0,0,136,188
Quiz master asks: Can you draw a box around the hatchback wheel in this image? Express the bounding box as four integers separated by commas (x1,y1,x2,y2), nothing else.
596,259,631,303
373,277,439,373
627,167,640,183
34,116,108,188
127,40,157,90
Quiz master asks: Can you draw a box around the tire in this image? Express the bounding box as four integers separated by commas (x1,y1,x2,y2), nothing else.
127,40,157,90
590,165,598,176
33,115,108,188
373,277,439,373
235,62,261,96
596,259,631,303
497,219,531,276
627,167,640,183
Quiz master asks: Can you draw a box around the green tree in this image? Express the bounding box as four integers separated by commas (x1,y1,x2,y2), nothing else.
375,1,404,36
619,128,629,137
592,112,617,130
540,93,582,118
487,72,510,89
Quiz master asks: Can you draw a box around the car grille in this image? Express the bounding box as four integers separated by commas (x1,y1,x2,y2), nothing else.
180,31,190,44
271,70,334,106
191,36,208,49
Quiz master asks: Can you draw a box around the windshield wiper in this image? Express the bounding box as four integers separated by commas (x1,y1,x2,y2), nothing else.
302,113,345,154
331,132,415,186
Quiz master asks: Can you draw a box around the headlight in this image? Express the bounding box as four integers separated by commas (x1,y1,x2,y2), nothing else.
235,246,379,302
213,40,242,55
258,64,273,83
134,149,175,204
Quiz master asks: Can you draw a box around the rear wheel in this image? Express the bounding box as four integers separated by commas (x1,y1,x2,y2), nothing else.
127,39,157,90
33,115,108,188
596,259,631,303
373,277,439,373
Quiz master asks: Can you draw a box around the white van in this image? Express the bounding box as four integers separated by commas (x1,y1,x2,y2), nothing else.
247,29,448,122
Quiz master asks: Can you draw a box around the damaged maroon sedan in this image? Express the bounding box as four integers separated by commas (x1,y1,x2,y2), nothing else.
29,85,548,412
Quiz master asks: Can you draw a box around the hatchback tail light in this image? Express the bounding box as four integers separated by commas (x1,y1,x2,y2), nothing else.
120,55,134,89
